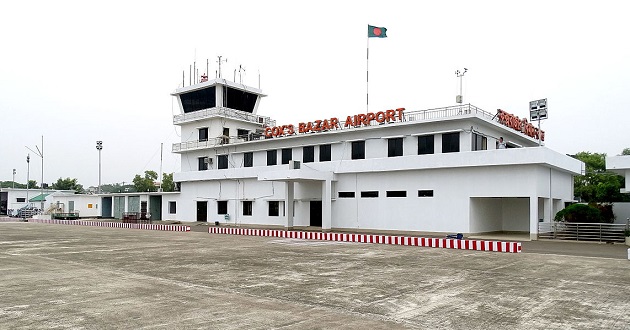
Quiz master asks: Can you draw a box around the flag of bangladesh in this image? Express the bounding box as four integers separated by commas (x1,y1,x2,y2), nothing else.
368,25,387,38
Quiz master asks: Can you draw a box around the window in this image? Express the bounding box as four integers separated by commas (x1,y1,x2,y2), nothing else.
217,155,228,169
303,146,315,163
351,141,365,160
244,152,253,167
386,191,407,197
169,201,177,214
442,132,460,153
242,201,253,216
198,127,208,142
472,133,487,151
418,190,434,197
338,192,355,198
418,135,434,155
281,148,292,164
16,197,25,203
319,144,331,162
217,201,228,214
198,157,208,171
222,127,229,144
267,150,277,166
269,201,280,216
237,129,249,141
361,191,379,198
175,182,181,192
388,137,403,157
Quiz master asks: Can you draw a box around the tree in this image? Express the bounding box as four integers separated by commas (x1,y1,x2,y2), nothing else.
133,170,158,192
27,180,39,189
162,173,174,192
622,148,630,156
554,204,604,223
51,177,84,193
572,152,628,202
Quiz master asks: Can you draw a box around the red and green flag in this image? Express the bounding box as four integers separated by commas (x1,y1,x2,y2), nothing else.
368,25,387,38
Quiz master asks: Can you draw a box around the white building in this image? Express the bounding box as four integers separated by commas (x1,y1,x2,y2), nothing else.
168,78,582,239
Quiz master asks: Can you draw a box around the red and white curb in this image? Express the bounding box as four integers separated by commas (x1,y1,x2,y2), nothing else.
208,227,522,253
0,218,22,222
28,219,191,232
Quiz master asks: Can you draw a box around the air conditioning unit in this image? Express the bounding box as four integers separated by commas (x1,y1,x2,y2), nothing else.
204,157,213,165
289,160,301,169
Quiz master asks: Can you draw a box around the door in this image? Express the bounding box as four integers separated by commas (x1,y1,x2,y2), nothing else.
113,196,125,219
310,201,322,227
149,196,162,220
197,201,208,222
102,197,112,218
69,201,75,212
128,196,140,213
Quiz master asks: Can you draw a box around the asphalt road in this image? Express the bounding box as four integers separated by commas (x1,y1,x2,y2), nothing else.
1,222,629,329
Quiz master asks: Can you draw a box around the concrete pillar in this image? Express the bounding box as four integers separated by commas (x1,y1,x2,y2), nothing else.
322,179,332,231
529,196,539,240
285,181,294,230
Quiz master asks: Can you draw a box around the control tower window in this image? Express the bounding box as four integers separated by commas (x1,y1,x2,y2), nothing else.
180,87,216,113
224,87,257,113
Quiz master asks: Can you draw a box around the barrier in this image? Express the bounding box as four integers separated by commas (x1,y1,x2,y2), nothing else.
208,227,521,253
28,219,191,232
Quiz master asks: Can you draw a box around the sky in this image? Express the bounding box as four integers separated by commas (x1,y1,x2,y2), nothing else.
1,0,629,188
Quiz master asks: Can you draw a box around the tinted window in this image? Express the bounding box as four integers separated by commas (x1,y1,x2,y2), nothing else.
303,146,315,163
281,148,292,164
269,201,279,216
361,191,379,198
217,201,228,214
244,152,253,167
267,150,277,166
168,201,176,214
472,133,487,151
217,155,228,169
199,127,208,142
338,192,355,198
386,191,407,197
198,157,208,171
442,132,460,153
243,201,252,216
319,144,331,162
352,141,365,160
180,86,216,113
418,190,434,197
388,138,403,157
418,135,434,155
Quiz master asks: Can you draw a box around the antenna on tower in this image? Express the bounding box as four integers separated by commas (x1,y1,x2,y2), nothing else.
238,65,246,84
455,68,468,104
217,56,227,79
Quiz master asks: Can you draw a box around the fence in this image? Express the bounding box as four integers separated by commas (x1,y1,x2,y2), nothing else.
538,222,627,243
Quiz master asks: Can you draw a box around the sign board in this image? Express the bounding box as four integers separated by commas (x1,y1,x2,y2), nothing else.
529,98,548,121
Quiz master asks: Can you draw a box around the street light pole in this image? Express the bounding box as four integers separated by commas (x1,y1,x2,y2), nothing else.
12,169,16,189
26,154,30,209
96,141,103,194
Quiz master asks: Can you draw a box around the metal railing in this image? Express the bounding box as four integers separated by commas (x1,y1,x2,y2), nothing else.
173,106,276,127
404,104,495,122
538,222,627,243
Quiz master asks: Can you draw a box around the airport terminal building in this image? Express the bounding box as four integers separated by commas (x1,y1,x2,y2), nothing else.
165,78,583,239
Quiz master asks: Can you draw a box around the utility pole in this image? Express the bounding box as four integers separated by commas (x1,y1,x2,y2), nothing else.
96,141,103,194
12,169,16,188
26,154,30,210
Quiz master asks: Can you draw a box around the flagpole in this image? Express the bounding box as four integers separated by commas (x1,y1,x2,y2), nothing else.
367,35,370,112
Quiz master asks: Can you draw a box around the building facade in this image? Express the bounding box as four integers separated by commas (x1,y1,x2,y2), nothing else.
167,78,582,239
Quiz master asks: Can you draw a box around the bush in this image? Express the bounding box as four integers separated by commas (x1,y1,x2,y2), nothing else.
554,204,604,223
590,203,615,223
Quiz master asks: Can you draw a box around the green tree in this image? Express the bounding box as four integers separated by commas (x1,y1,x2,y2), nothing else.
572,152,628,202
133,170,158,192
51,177,84,193
554,203,604,223
27,180,39,189
622,148,630,156
161,173,174,192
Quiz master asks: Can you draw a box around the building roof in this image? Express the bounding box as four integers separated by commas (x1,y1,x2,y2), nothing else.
29,193,50,202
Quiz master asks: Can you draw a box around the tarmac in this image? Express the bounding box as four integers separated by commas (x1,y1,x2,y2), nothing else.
1,221,629,329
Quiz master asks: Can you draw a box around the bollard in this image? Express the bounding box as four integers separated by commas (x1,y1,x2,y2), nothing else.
628,248,630,261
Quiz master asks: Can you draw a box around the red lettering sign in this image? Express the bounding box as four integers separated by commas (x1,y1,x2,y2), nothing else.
496,109,545,141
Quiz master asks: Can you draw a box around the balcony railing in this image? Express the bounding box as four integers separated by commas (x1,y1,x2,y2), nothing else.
173,106,276,127
172,104,498,152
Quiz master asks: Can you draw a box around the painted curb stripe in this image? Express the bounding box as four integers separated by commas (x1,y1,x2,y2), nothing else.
27,219,191,232
207,227,521,253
